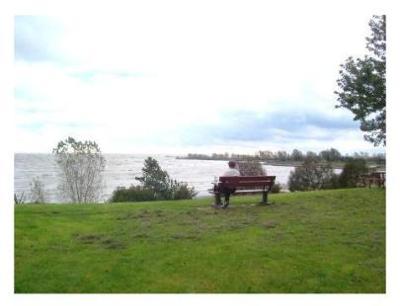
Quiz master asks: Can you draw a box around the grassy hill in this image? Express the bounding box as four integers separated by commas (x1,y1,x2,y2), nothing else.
15,188,385,293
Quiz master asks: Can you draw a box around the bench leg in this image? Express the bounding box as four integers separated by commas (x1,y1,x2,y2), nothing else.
213,193,222,206
260,191,268,205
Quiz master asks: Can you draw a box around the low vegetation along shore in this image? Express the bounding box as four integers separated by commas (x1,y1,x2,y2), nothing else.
15,188,385,293
177,149,386,170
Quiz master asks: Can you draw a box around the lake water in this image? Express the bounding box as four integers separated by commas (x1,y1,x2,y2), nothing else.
14,153,299,203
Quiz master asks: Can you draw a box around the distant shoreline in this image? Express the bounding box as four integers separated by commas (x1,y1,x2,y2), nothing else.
176,156,385,170
263,160,344,169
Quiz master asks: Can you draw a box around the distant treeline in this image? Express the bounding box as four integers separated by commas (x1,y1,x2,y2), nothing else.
177,148,386,165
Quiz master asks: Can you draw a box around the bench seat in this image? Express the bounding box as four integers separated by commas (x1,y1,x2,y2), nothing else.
209,175,276,205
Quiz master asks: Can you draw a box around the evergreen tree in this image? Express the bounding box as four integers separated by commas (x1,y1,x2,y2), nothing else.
135,157,171,199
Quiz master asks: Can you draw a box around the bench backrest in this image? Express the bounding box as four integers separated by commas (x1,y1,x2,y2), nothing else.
219,176,276,189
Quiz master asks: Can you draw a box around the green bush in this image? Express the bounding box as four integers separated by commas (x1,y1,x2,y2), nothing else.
237,160,266,176
111,157,197,202
339,159,368,188
324,173,341,189
109,185,155,202
169,180,198,200
288,157,336,191
270,183,282,193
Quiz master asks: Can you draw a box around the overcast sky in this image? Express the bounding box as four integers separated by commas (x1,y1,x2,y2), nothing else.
15,9,386,155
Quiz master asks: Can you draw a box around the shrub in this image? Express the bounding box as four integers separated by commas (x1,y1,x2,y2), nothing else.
270,183,282,193
14,192,26,205
169,180,198,200
324,173,341,189
339,159,368,188
109,185,155,202
113,157,198,202
29,177,46,203
237,160,266,176
288,157,336,191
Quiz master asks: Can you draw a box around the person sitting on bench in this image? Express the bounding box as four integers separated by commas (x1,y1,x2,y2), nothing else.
213,160,241,208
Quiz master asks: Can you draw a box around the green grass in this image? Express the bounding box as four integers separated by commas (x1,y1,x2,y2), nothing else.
15,188,385,293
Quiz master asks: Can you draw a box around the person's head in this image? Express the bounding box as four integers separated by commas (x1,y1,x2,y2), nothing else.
228,161,236,169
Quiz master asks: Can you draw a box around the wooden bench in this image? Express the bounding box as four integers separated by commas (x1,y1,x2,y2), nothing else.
209,175,276,206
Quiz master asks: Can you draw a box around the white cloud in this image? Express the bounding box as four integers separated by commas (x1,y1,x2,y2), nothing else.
14,9,385,154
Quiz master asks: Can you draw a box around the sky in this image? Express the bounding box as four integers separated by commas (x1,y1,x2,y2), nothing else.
14,8,387,155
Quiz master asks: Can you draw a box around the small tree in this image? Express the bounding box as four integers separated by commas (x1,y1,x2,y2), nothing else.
53,137,106,203
319,148,341,162
288,157,336,191
276,151,289,161
29,177,46,203
339,159,368,188
135,157,197,200
306,151,320,160
135,157,171,200
291,149,304,161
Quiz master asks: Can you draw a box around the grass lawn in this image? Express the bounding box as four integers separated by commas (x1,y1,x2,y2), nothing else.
15,188,385,293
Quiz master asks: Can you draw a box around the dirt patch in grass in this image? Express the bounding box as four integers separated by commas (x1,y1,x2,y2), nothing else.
116,213,138,220
263,220,279,229
101,238,126,250
154,209,165,217
170,233,200,240
74,233,126,249
132,232,150,239
74,233,105,244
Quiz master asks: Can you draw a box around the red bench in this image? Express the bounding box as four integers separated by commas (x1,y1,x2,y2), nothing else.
209,175,276,206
